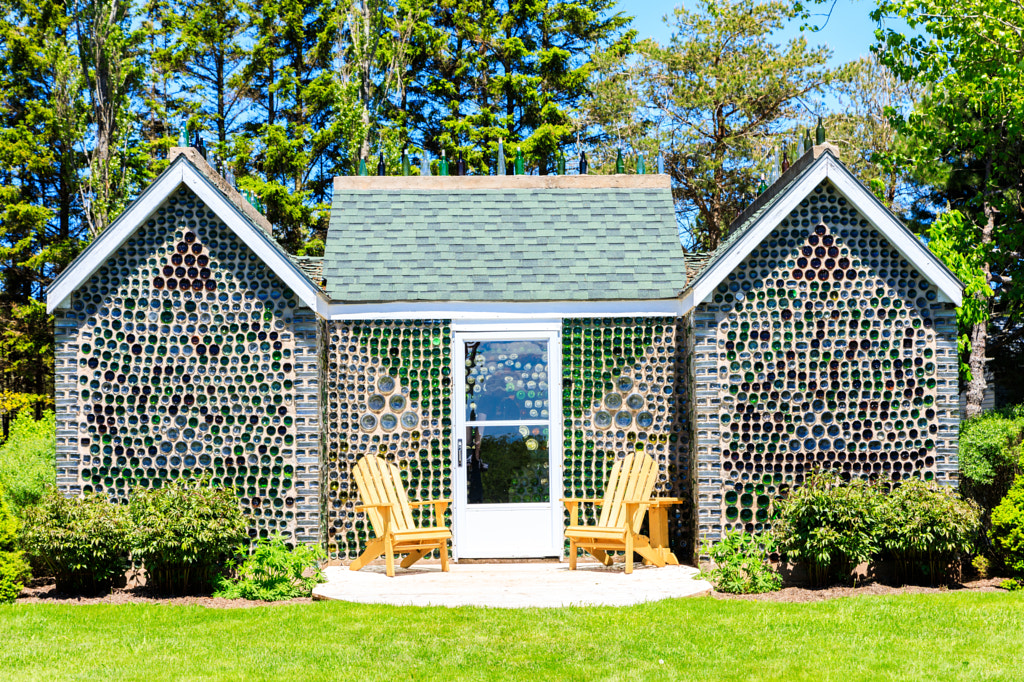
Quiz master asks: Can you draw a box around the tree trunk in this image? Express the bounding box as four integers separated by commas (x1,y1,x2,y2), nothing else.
965,200,995,418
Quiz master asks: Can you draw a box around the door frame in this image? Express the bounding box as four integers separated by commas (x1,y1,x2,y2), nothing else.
450,321,564,560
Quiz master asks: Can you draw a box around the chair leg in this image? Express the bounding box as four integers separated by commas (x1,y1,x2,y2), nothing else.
400,549,430,569
384,534,395,577
569,539,577,570
625,532,634,575
440,540,449,572
634,532,667,565
350,538,385,571
635,543,665,568
590,549,612,566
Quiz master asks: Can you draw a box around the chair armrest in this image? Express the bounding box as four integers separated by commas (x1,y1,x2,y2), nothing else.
355,503,392,534
561,498,603,527
648,497,684,508
622,499,651,532
410,499,451,525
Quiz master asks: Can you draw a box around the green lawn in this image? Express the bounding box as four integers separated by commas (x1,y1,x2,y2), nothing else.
1,592,1022,681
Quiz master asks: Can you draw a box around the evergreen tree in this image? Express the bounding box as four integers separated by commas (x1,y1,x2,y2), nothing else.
405,0,633,173
640,0,833,251
0,0,88,404
166,0,250,152
233,0,347,251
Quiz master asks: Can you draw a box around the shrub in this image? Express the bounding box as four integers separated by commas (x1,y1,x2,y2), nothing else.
130,478,248,595
990,476,1024,578
0,550,30,603
214,534,325,601
878,478,982,585
773,471,882,586
0,486,29,603
0,411,55,515
972,554,992,579
19,489,131,594
699,531,781,594
959,405,1024,511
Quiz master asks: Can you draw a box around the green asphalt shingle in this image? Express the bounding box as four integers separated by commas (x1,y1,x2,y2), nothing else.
324,187,687,302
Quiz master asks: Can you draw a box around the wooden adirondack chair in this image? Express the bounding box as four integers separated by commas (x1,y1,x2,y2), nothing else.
562,453,666,574
350,455,452,577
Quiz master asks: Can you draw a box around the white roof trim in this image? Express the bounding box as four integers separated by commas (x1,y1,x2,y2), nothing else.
46,156,326,313
684,152,964,308
320,298,685,320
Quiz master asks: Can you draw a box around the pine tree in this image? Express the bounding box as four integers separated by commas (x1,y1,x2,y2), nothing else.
232,0,348,252
166,0,251,152
0,0,88,404
405,0,633,174
640,0,833,250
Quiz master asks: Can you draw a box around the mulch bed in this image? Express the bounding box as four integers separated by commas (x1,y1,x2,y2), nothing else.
711,577,1009,602
14,574,1013,608
15,577,312,609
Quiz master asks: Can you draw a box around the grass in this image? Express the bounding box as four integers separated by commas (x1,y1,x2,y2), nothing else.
1,592,1022,681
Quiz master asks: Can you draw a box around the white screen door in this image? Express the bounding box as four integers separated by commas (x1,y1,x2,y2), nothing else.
452,329,563,558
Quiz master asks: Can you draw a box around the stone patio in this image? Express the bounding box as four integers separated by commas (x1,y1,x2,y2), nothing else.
313,562,712,608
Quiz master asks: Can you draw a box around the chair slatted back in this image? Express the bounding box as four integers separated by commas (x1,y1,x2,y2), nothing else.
353,456,416,534
597,453,658,532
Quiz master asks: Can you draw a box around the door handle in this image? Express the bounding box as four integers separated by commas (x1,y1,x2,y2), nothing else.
457,439,463,467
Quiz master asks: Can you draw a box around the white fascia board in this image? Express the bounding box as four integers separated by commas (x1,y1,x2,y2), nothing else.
46,161,187,312
688,160,830,306
684,153,964,308
46,157,329,315
180,167,328,313
823,157,963,307
323,298,685,320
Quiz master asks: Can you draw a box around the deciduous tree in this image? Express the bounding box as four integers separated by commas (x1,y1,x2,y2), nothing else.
873,0,1024,417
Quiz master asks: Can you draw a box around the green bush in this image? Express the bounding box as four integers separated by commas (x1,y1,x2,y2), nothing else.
19,489,131,595
990,477,1024,578
878,478,982,585
699,531,782,594
214,534,325,601
0,486,29,602
773,471,882,586
0,550,30,603
959,405,1024,511
0,410,55,515
130,478,248,595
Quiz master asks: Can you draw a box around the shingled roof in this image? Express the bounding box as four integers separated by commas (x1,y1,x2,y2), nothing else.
323,175,687,303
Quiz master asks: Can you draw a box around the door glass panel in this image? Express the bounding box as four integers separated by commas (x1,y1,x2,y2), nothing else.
464,340,549,421
466,424,550,504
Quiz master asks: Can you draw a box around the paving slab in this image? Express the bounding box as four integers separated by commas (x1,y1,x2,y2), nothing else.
313,563,712,608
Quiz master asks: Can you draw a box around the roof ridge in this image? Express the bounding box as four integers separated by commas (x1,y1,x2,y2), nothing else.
725,143,841,240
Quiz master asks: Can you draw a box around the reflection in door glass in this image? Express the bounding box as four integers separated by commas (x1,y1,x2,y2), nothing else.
464,340,549,421
466,425,549,504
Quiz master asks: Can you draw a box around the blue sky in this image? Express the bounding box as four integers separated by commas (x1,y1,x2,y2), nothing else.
623,0,888,68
